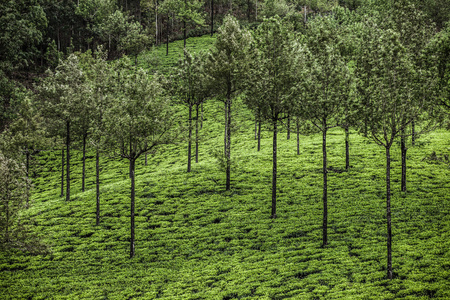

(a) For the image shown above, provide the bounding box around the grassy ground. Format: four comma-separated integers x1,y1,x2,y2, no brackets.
1,36,450,299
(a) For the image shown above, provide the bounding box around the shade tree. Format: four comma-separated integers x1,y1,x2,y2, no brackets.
104,63,176,258
171,50,211,172
0,96,51,207
204,15,252,191
37,54,91,202
244,16,299,218
78,48,113,226
385,0,438,192
298,15,353,247
353,20,423,279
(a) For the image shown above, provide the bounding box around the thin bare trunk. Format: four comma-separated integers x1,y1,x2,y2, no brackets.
188,103,192,172
304,6,307,23
196,104,199,163
211,0,214,36
322,121,328,247
61,146,64,197
257,116,261,152
254,112,257,140
386,146,393,279
271,119,277,219
296,117,300,155
226,96,231,191
224,102,228,157
287,114,291,140
96,150,100,226
183,0,187,49
345,126,350,171
5,192,9,243
130,158,136,258
66,121,70,202
155,1,158,45
26,151,30,208
201,102,204,129
166,14,169,56
401,129,407,192
82,133,87,192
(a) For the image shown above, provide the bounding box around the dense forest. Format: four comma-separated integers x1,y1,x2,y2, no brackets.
1,0,450,298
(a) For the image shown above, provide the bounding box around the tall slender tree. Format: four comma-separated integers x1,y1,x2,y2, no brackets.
354,20,420,280
37,54,90,202
205,15,251,191
244,17,299,218
79,49,113,226
172,50,211,172
105,63,176,258
386,0,437,192
300,15,353,247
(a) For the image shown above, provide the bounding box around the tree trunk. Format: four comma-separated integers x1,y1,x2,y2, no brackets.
255,0,258,20
254,112,257,140
82,133,87,192
345,125,350,171
411,120,415,146
296,117,300,155
287,114,290,140
130,158,136,258
5,192,9,243
201,102,204,129
96,149,100,226
304,6,307,23
247,0,251,21
224,102,228,157
322,121,328,247
26,151,30,208
196,103,199,163
271,119,277,219
183,0,187,49
257,117,261,152
145,153,148,166
155,1,158,45
386,146,393,279
211,0,214,36
66,121,70,202
226,96,231,191
166,14,169,56
188,103,192,172
61,146,64,197
401,129,407,192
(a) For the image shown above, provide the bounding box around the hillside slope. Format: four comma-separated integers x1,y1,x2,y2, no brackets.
1,35,450,300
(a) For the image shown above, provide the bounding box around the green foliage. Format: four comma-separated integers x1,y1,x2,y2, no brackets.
300,14,353,129
206,15,252,100
119,22,153,61
0,96,50,158
261,0,294,18
245,16,297,121
104,65,176,159
0,0,47,73
0,75,26,133
0,153,40,252
0,97,449,298
427,23,450,115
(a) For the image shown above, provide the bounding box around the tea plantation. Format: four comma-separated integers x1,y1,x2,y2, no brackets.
1,36,449,299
